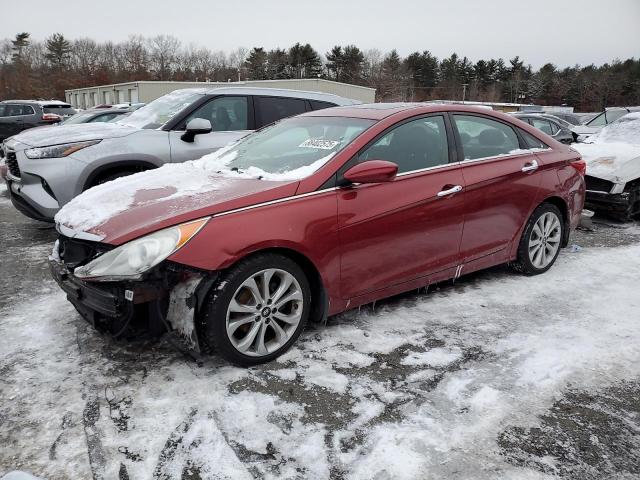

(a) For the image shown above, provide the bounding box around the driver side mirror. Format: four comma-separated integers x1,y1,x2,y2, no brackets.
343,160,398,185
181,118,212,143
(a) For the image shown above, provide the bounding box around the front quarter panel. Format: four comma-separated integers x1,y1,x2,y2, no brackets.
167,189,342,312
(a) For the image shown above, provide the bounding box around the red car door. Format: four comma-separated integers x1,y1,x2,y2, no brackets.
451,113,543,265
337,115,465,299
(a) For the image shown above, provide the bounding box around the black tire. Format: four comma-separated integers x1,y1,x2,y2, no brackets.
201,253,312,367
90,170,136,188
511,203,564,275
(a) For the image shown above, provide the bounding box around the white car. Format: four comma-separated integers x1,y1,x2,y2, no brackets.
571,107,640,140
572,112,640,220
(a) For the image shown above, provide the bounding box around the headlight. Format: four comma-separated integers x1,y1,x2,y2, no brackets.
74,218,209,281
25,140,101,159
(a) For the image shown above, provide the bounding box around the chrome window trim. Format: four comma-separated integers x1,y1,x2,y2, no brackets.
213,187,339,218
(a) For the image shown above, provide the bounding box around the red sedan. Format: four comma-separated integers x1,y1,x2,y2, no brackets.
51,104,586,365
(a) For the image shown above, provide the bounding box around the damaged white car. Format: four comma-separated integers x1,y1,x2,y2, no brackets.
573,112,640,221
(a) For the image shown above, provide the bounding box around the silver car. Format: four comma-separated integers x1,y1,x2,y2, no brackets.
4,87,359,221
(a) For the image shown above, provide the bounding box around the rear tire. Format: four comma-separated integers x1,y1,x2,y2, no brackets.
201,253,311,366
511,203,564,275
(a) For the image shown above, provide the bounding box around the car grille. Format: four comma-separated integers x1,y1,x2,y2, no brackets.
585,175,613,193
6,149,20,178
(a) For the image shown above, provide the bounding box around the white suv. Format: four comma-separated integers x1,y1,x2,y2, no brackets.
4,87,359,221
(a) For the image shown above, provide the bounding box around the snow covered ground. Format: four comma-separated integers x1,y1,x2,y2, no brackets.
1,192,639,479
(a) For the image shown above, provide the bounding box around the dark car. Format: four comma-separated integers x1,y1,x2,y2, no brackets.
0,100,76,140
51,104,586,365
512,113,574,144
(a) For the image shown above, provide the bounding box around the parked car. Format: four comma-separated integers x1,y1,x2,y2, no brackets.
543,111,583,126
4,87,359,222
60,108,133,125
51,103,586,365
511,113,574,144
571,106,640,140
572,112,640,221
0,100,76,141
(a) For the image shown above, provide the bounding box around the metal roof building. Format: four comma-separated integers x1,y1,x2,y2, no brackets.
65,79,376,108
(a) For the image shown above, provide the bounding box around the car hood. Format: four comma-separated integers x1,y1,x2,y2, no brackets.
10,122,139,148
54,161,300,245
572,141,640,183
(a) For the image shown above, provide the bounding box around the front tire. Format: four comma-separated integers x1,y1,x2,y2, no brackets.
201,253,311,366
511,203,564,275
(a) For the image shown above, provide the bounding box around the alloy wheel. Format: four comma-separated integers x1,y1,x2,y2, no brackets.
225,268,304,357
528,211,562,269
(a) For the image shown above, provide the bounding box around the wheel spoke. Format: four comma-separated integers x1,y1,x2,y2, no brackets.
261,269,275,302
227,315,256,337
532,223,543,239
274,289,303,309
270,320,288,345
235,322,261,353
243,277,263,304
255,322,268,355
273,310,302,325
229,299,255,314
271,275,293,304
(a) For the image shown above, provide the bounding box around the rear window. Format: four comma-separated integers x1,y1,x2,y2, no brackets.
255,96,307,127
520,129,549,149
310,100,337,111
43,105,76,116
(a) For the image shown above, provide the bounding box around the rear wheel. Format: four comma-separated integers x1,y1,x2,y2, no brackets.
201,253,311,366
511,203,564,275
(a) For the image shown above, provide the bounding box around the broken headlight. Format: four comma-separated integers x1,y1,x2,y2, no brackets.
74,218,209,282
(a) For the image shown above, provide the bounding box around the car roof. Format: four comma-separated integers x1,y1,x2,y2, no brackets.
1,99,72,107
169,87,360,106
301,102,506,120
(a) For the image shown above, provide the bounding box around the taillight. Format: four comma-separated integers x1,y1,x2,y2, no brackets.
42,113,61,122
570,158,586,176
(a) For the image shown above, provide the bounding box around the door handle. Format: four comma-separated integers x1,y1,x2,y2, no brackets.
437,185,463,197
521,159,538,172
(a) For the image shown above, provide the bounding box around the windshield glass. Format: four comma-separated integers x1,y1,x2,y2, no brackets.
62,112,97,125
117,90,202,129
196,116,375,180
589,114,640,144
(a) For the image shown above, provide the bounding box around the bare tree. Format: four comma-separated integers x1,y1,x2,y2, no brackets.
148,34,181,80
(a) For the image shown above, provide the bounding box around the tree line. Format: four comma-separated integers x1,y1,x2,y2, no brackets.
1,32,639,112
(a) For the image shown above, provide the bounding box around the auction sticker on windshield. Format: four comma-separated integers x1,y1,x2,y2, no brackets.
299,138,340,149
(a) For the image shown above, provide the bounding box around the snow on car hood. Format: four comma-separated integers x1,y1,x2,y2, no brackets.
572,142,640,183
10,122,138,148
54,150,326,244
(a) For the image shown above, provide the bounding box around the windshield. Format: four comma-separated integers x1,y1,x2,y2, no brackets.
117,90,202,129
62,112,98,125
196,116,375,180
589,114,640,144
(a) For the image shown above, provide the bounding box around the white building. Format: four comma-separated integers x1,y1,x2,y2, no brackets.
65,79,376,108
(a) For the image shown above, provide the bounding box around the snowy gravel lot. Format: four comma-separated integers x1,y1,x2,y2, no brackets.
1,181,639,480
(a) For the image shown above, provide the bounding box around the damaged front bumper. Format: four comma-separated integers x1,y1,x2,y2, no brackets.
50,257,217,350
585,190,639,221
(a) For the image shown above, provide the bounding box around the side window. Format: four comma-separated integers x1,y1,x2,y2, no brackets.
548,121,560,135
184,96,248,132
4,104,22,116
0,105,6,117
519,129,548,149
23,105,35,115
530,118,553,135
310,100,337,111
255,96,307,127
453,115,520,160
360,116,449,173
90,113,119,123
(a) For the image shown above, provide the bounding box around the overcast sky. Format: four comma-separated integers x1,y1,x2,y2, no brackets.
4,0,639,68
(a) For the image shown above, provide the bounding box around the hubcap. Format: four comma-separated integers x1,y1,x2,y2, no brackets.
528,212,561,269
226,268,303,357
